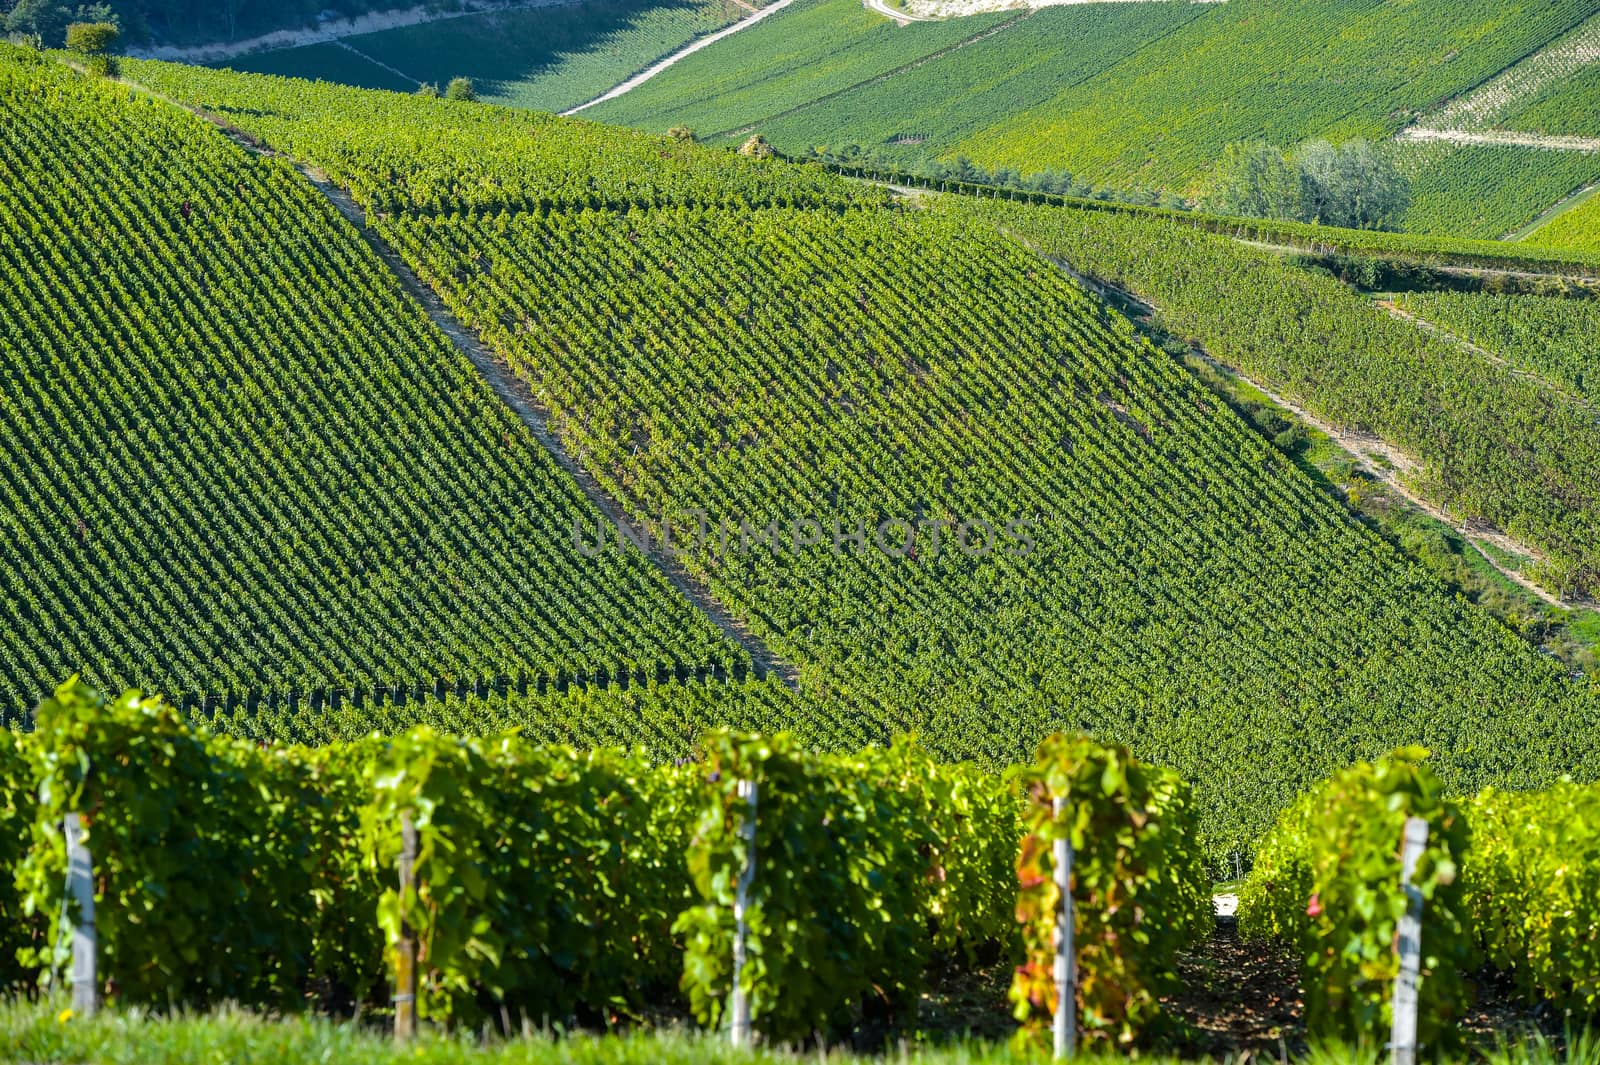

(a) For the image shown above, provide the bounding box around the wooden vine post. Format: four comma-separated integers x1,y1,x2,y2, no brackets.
64,813,96,1017
1390,816,1428,1065
1052,795,1075,1060
729,778,759,1048
394,811,419,1042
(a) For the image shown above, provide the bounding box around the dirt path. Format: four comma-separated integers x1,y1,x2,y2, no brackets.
130,0,576,62
332,39,420,86
105,65,800,688
863,0,937,25
562,0,800,115
1397,127,1600,152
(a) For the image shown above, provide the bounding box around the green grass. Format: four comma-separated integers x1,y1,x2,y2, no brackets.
1,1002,1596,1065
228,0,752,114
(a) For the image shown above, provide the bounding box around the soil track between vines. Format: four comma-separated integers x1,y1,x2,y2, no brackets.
105,65,801,690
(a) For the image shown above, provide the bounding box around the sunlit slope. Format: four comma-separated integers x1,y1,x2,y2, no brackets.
72,60,1600,853
0,47,740,716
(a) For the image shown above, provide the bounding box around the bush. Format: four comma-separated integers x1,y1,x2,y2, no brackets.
14,678,381,1009
1239,748,1471,1049
64,19,115,54
1009,733,1212,1050
675,733,1018,1043
1464,781,1600,1013
444,77,475,102
364,728,697,1025
0,731,41,994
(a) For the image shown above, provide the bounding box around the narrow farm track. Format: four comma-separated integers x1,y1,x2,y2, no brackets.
716,10,1031,139
107,67,802,689
1373,297,1594,411
1035,250,1578,609
863,0,936,25
1397,127,1600,152
332,39,421,87
561,0,803,115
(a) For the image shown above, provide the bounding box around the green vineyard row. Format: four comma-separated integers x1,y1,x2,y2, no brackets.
0,46,741,710
0,681,1210,1047
971,198,1600,597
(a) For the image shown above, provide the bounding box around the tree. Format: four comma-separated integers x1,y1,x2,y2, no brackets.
1296,139,1410,231
65,18,116,51
1202,141,1305,222
5,0,68,43
444,77,475,102
415,82,439,97
667,126,696,143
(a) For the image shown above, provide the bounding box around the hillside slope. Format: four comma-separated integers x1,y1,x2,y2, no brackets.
0,46,744,718
583,0,1599,236
229,0,762,113
124,61,1600,855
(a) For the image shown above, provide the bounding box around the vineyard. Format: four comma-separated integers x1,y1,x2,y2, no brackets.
0,680,1213,1047
949,0,1596,193
0,45,745,715
580,0,1200,154
972,198,1600,598
231,0,762,114
39,56,1597,863
1531,193,1600,254
2,682,1596,1054
1393,140,1600,239
1392,290,1600,406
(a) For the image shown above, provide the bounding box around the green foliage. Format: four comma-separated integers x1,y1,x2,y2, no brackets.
15,677,381,1008
956,0,1597,195
0,730,41,992
234,0,751,115
1392,140,1600,240
0,49,740,716
364,728,696,1024
1201,141,1307,223
64,19,115,53
1205,140,1409,231
1531,193,1600,255
1464,781,1600,1014
126,57,886,213
1393,290,1600,405
443,76,474,102
1238,749,1472,1048
976,198,1600,598
676,733,1017,1042
3,0,68,43
1009,734,1210,1050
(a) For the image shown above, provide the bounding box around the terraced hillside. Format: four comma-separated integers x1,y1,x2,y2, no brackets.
584,0,1600,237
121,60,1600,855
229,0,764,113
0,46,746,717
